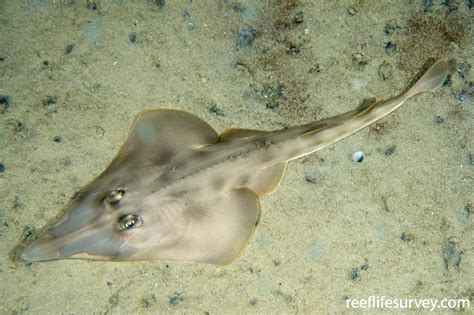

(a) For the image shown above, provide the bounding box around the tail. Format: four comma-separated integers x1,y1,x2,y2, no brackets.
403,59,448,99
292,59,449,159
354,59,449,121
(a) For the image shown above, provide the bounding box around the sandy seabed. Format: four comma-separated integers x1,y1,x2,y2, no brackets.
0,1,472,313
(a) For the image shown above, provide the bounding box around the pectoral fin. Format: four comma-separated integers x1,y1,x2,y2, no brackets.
131,188,260,265
108,109,219,171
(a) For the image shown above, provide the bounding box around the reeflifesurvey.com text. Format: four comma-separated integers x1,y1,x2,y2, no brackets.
346,296,470,312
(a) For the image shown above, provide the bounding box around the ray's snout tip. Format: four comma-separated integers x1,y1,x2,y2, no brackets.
21,237,61,262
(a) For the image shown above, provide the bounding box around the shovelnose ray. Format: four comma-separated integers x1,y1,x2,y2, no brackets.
22,60,448,265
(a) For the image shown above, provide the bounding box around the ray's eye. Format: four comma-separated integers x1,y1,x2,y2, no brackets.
106,188,126,204
118,214,143,230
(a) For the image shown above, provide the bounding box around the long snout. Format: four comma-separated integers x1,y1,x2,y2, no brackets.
21,220,126,262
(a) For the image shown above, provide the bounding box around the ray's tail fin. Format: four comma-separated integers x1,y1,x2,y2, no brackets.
403,59,449,100
291,59,450,160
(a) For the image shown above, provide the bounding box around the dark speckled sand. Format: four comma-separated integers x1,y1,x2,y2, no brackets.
0,1,472,313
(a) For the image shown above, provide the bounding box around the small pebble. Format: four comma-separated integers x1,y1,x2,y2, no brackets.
455,82,474,102
305,171,322,184
44,96,56,105
233,3,245,13
65,43,75,54
400,232,413,242
90,83,102,92
0,162,5,173
266,103,279,110
422,0,433,11
358,61,368,71
349,267,360,280
443,76,452,87
435,115,445,124
352,53,368,71
87,2,98,10
142,294,157,308
384,145,396,156
383,22,401,35
13,121,28,136
293,10,304,24
458,62,471,78
308,64,321,74
352,151,365,163
443,238,462,270
442,0,459,11
152,0,165,8
261,84,283,110
129,32,137,44
209,104,225,117
347,6,357,16
53,136,62,143
23,226,34,238
14,196,22,209
0,95,10,113
290,46,302,55
455,90,470,102
384,41,397,54
181,10,191,20
109,294,119,306
96,125,105,137
378,62,392,80
457,205,471,224
169,292,183,305
237,27,255,50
